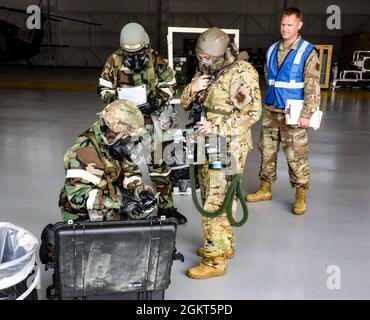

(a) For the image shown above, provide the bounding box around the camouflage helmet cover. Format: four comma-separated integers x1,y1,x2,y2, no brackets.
196,27,230,57
120,22,150,52
101,99,144,135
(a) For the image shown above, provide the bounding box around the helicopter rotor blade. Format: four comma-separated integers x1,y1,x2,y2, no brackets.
45,16,62,22
46,14,102,26
0,6,101,26
0,6,28,15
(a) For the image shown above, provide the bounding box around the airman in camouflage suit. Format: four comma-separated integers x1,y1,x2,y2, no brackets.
97,22,186,224
246,8,321,215
181,27,261,279
59,100,157,222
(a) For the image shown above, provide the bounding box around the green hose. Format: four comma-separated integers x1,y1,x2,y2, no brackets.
189,164,248,227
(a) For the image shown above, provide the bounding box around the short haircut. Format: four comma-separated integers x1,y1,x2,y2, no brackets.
283,7,303,21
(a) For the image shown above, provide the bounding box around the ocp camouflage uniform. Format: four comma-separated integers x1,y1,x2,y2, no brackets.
97,47,176,209
181,60,261,269
59,122,146,222
260,35,321,188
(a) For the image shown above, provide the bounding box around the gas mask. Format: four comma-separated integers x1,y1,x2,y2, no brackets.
108,137,137,161
100,124,138,161
197,44,237,76
198,54,215,66
197,54,225,76
123,48,149,72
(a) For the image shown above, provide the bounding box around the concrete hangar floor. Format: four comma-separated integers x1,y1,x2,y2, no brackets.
0,66,369,300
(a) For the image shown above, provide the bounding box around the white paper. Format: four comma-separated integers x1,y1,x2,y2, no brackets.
117,84,147,105
309,109,323,130
285,99,322,130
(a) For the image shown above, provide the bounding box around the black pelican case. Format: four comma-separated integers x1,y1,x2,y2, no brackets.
52,217,181,300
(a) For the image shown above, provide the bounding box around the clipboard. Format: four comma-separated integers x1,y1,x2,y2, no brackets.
285,99,323,130
117,84,147,105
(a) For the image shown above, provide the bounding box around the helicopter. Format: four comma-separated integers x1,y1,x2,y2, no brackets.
0,3,102,66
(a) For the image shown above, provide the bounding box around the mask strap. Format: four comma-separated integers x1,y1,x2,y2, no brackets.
228,42,238,57
101,125,127,147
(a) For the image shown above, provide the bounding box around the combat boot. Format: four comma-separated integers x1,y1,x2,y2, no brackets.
196,247,234,259
246,181,272,202
186,263,226,279
292,187,306,215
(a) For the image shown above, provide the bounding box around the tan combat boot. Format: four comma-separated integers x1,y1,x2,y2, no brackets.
196,247,234,259
246,181,272,202
186,263,226,279
292,187,306,215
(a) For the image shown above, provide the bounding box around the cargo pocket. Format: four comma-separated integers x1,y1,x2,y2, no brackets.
292,129,308,158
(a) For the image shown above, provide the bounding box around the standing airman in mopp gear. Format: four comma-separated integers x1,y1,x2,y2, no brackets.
97,22,187,224
181,27,262,279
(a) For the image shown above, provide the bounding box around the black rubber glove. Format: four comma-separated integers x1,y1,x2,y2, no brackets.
138,96,158,114
138,190,157,212
121,197,145,220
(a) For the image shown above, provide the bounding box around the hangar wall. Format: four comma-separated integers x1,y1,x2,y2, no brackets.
0,0,369,67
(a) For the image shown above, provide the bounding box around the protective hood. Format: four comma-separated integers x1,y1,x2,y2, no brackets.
195,27,239,75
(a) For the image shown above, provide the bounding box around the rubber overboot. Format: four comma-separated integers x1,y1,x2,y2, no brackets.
158,207,187,224
196,247,234,259
292,187,306,215
186,262,226,279
246,181,272,202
